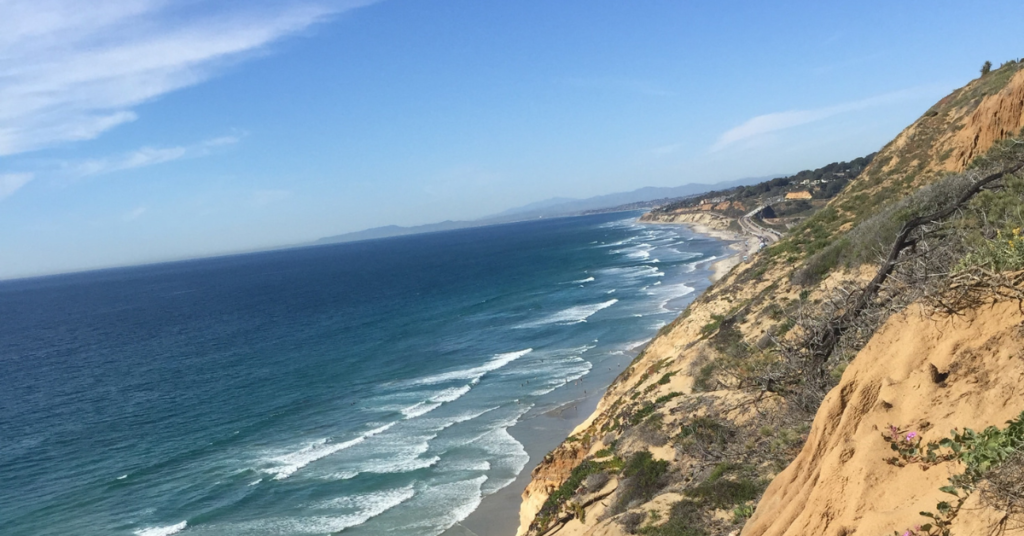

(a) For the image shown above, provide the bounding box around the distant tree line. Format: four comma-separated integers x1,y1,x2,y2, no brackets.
652,153,876,214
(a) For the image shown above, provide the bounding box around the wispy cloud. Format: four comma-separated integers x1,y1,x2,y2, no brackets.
0,0,377,156
0,173,34,201
122,206,147,222
711,87,931,151
648,142,686,156
70,135,241,177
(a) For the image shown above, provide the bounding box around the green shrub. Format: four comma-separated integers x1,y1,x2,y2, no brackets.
691,362,717,392
954,227,1024,272
630,402,657,425
676,415,734,456
654,392,682,405
535,456,623,526
700,314,725,336
637,499,707,536
611,450,670,514
886,410,1024,536
684,476,763,509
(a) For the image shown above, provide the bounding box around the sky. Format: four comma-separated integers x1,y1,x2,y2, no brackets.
2,0,1023,279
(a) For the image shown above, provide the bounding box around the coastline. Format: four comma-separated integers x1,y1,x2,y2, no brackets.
447,217,739,536
643,218,762,283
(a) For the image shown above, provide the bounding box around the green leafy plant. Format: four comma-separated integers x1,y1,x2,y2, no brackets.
886,411,1024,536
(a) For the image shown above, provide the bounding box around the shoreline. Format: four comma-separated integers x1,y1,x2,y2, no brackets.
448,217,738,536
643,218,762,282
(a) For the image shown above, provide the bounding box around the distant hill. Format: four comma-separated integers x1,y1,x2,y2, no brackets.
317,175,776,245
493,176,776,220
315,221,478,244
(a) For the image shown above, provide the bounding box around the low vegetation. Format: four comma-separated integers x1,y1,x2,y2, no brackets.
525,62,1024,536
885,411,1024,536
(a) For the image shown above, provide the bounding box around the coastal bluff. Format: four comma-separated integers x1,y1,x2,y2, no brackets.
512,60,1024,536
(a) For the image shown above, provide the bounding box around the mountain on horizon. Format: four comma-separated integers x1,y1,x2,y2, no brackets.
316,175,777,245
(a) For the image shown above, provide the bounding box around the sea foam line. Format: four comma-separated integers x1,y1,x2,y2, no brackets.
411,349,532,386
400,384,472,419
266,422,396,480
135,521,187,536
517,299,618,328
228,486,416,535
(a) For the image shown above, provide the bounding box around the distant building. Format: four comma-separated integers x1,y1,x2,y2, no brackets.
785,191,813,200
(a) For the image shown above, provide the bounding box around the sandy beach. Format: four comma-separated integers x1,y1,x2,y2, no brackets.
644,218,762,282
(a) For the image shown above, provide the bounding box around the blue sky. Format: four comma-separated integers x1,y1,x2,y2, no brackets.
2,0,1022,278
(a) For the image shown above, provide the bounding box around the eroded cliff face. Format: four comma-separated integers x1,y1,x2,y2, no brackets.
638,211,735,231
513,62,1024,536
946,69,1024,171
743,298,1024,536
862,65,1024,199
517,441,590,536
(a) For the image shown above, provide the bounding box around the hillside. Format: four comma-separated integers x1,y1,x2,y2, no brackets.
513,60,1024,536
645,154,875,229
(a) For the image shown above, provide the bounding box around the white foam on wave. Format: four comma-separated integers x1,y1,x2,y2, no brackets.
401,383,474,419
612,242,653,259
319,485,417,512
530,358,593,396
474,426,531,495
224,486,416,535
266,422,396,480
135,521,186,536
600,265,663,281
597,218,638,229
445,458,492,472
429,406,499,431
376,454,440,474
572,276,595,284
518,299,618,328
433,385,472,403
401,401,442,419
657,283,696,312
411,349,532,386
403,476,488,534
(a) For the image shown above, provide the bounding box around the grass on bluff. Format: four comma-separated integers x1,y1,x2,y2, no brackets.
610,450,670,516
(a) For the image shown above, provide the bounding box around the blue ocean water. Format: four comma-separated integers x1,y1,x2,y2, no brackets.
0,212,727,536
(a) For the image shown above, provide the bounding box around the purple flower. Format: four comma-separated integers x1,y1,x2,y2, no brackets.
905,432,918,441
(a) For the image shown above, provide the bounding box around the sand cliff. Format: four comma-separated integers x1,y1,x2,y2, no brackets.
513,61,1024,536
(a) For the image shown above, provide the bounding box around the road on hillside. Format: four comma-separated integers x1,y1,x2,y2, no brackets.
737,213,781,246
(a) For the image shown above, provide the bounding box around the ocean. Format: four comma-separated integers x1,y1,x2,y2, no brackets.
0,212,728,536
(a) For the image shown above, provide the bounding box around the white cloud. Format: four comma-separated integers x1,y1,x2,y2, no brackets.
649,142,686,156
0,173,34,201
711,87,932,151
0,0,378,156
122,206,147,221
71,135,241,177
